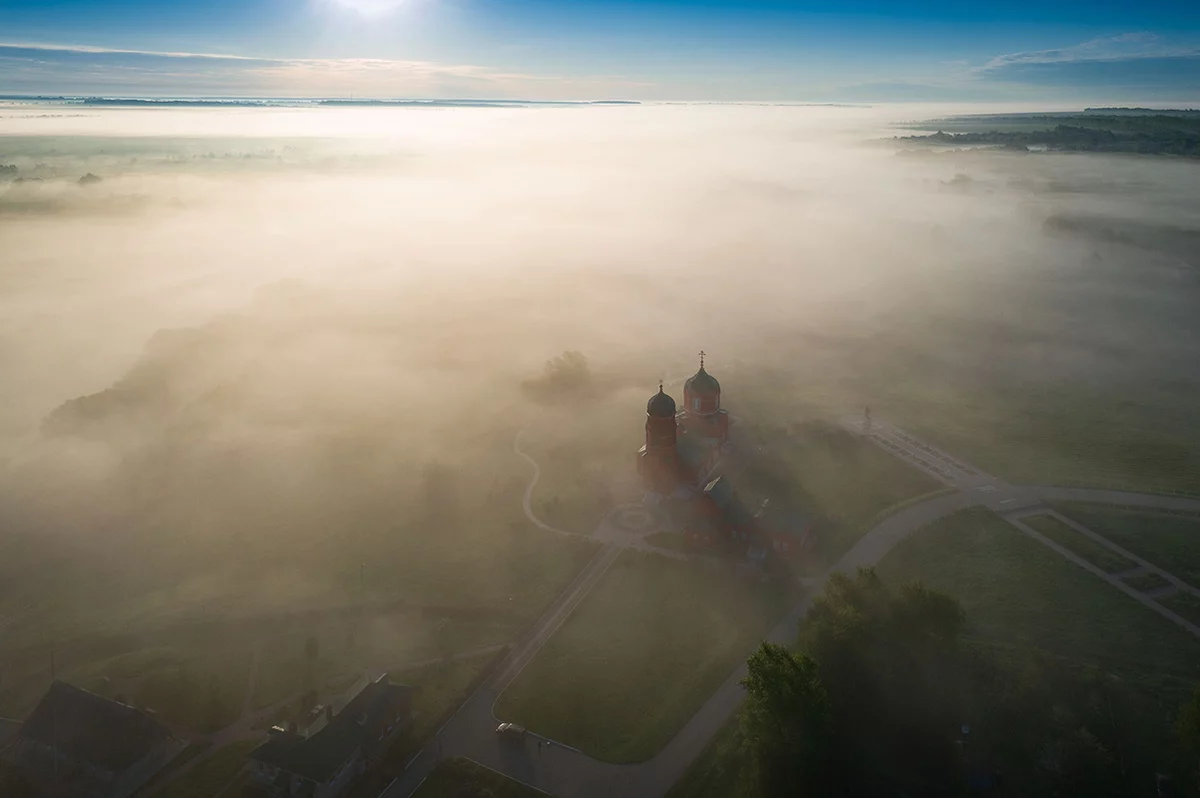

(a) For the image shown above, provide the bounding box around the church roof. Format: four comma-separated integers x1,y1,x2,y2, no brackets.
702,477,755,527
647,387,676,418
677,434,718,470
702,476,734,508
685,366,720,396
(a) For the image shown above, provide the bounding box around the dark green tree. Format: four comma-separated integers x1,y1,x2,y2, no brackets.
737,568,1158,798
740,642,832,797
1180,687,1200,792
800,568,968,796
521,350,592,402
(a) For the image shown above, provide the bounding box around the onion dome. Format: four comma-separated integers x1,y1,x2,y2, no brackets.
647,386,677,418
685,365,720,396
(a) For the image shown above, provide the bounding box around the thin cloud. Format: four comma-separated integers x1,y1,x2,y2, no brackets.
0,42,649,99
0,41,264,61
965,33,1200,98
977,33,1200,74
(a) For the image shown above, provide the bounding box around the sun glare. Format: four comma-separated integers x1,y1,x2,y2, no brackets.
327,0,411,17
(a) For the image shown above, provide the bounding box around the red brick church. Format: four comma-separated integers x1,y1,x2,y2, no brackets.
637,354,814,560
636,352,731,495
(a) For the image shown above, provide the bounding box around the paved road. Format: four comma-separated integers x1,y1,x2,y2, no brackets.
384,543,624,797
382,419,1200,798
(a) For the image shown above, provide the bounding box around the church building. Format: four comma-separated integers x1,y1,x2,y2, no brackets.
637,354,814,560
636,353,731,496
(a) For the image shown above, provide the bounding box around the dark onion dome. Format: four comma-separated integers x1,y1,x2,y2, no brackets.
685,365,720,396
647,387,677,418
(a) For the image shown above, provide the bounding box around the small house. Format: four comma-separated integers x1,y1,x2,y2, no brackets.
1,680,185,798
248,674,413,798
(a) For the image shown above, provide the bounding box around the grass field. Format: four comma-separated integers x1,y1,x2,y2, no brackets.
156,741,260,798
0,418,599,731
521,395,646,535
644,531,689,552
395,650,504,741
494,550,786,763
1019,513,1136,573
1052,504,1200,586
877,508,1200,708
0,645,254,735
738,421,941,568
413,758,544,798
250,614,513,711
130,651,251,732
1124,571,1173,593
1161,592,1200,626
875,508,1200,795
0,515,595,732
873,359,1200,497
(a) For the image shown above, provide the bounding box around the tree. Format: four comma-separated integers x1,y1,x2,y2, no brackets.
890,582,966,649
740,642,832,797
543,350,590,388
738,569,1156,798
798,568,969,796
1180,687,1200,791
1040,706,1119,798
521,350,592,402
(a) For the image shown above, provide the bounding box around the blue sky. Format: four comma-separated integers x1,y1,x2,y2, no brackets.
1,0,1198,101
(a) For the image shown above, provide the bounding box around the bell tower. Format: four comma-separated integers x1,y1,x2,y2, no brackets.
638,383,680,492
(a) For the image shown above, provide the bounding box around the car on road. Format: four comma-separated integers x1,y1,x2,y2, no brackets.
496,722,527,740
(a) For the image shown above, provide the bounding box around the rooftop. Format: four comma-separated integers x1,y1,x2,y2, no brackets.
14,681,176,774
250,675,412,784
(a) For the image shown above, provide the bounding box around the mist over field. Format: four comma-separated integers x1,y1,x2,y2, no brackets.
2,101,1200,724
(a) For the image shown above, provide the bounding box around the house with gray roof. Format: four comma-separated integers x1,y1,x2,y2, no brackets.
0,680,185,798
248,673,413,798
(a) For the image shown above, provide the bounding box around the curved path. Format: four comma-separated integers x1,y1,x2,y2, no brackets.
385,424,1200,798
514,425,576,537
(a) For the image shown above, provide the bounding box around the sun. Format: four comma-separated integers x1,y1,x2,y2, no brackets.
327,0,412,17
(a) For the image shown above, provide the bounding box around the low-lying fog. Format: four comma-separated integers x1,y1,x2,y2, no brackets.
2,102,1198,700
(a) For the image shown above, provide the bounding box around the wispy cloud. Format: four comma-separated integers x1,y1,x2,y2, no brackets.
0,41,264,61
977,33,1200,75
0,42,649,99
969,33,1200,98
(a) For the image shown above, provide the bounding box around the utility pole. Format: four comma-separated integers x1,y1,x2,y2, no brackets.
51,643,58,783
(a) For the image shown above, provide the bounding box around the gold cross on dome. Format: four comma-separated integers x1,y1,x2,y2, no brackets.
699,350,706,368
